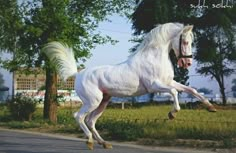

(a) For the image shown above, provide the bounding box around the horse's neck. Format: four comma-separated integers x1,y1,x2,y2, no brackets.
130,43,171,65
124,24,181,82
127,42,173,79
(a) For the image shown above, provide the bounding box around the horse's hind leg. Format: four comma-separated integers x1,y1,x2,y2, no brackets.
86,94,112,149
74,92,103,150
74,105,96,150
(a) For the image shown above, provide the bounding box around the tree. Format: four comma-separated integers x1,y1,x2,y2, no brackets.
132,0,196,34
193,7,236,105
232,79,236,98
0,0,133,123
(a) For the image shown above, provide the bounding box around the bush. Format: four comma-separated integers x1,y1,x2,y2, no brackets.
8,95,38,121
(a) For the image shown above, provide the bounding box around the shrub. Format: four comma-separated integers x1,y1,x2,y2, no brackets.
8,95,38,121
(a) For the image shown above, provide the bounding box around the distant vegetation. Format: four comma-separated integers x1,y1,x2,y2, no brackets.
7,95,38,121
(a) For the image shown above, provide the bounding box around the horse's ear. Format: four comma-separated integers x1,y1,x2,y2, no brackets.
183,25,194,33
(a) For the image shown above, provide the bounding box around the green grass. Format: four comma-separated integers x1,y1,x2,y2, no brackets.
1,103,236,148
98,105,236,140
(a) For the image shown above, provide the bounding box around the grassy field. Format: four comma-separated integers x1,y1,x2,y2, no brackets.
1,103,236,148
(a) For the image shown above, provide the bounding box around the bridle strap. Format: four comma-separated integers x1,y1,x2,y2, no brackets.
178,34,193,59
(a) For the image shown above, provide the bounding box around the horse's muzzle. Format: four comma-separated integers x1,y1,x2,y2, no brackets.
177,58,192,69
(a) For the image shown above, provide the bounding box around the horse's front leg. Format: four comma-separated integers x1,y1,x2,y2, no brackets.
170,80,217,112
149,81,180,120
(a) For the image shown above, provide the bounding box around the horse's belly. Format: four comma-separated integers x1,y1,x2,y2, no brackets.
100,77,147,97
105,86,147,97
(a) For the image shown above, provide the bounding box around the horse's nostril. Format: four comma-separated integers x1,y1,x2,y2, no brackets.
187,63,191,66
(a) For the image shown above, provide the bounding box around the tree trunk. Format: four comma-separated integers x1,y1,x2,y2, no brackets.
43,67,58,123
219,74,227,105
220,87,227,105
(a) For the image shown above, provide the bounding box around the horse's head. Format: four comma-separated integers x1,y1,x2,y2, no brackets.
172,25,194,69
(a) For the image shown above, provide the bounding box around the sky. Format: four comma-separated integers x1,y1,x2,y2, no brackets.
0,15,234,95
84,15,133,68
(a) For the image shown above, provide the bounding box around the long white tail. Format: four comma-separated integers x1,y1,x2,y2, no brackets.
42,41,77,81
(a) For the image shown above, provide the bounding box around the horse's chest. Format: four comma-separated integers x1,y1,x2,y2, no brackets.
149,62,174,84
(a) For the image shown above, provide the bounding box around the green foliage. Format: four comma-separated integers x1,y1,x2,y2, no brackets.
193,5,236,105
8,95,38,121
195,27,235,105
132,0,195,35
195,27,236,75
0,0,133,70
0,103,11,122
0,0,21,53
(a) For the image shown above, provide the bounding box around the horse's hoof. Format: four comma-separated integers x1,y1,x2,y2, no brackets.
86,141,94,150
168,112,176,120
207,105,217,112
103,142,113,149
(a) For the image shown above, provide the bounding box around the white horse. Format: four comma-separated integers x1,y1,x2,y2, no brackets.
43,22,216,150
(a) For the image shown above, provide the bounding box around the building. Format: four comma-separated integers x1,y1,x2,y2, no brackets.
14,68,81,102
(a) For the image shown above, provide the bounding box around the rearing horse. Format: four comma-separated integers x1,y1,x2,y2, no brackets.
43,22,216,150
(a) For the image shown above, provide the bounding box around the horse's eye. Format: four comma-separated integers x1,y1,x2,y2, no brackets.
183,41,189,45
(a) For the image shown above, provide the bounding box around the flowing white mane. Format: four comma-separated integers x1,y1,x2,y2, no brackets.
131,23,184,56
